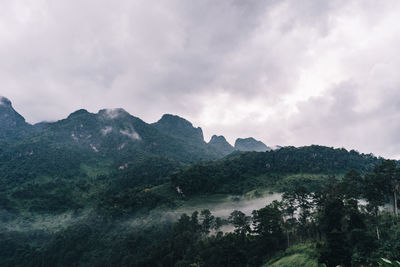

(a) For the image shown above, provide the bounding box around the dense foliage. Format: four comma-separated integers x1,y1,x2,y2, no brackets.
1,155,399,266
171,145,381,195
0,100,399,266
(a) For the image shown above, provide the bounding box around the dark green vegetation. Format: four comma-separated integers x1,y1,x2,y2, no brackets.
234,137,271,152
136,161,399,267
0,97,399,266
208,135,235,155
171,145,380,195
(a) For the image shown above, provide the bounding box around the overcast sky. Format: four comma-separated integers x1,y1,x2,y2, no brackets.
1,0,400,158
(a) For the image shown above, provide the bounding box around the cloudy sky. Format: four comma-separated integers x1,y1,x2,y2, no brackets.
1,0,400,158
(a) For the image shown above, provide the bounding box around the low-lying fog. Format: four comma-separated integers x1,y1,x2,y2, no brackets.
174,192,283,218
0,193,283,233
1,192,393,235
127,192,283,229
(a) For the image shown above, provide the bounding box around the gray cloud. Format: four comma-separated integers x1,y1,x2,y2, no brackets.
1,0,400,158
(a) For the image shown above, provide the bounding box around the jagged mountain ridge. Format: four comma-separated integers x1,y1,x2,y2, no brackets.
0,97,266,185
0,109,209,180
0,97,273,215
0,97,271,158
0,97,278,186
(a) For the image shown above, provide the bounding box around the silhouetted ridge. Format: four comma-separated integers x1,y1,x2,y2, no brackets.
67,109,90,119
234,137,270,152
0,96,31,141
209,135,234,156
0,96,12,107
153,114,204,143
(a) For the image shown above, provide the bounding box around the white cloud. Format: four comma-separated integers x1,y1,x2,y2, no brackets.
120,126,141,141
102,109,125,120
101,126,112,135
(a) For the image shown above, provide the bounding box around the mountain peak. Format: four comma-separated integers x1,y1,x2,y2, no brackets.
158,114,191,124
98,108,130,119
0,96,24,121
209,135,234,156
0,97,30,141
0,96,12,107
234,137,270,152
209,135,230,145
67,109,90,119
153,114,204,143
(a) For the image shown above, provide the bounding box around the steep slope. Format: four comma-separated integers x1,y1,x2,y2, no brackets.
40,108,150,159
235,137,270,152
0,108,223,185
0,97,32,142
152,114,204,144
0,107,212,214
152,114,226,158
208,135,234,156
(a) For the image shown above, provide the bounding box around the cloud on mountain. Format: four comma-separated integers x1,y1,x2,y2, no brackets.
1,0,400,157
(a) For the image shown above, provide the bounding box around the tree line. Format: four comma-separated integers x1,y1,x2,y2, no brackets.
159,160,399,266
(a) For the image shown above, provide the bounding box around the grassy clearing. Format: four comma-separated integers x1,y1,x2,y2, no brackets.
264,243,321,267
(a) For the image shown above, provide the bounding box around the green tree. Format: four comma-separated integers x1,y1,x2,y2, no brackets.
318,196,351,267
372,160,399,216
200,209,214,235
229,210,251,237
252,201,285,258
341,169,363,199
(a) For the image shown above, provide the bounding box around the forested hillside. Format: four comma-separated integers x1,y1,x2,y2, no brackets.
171,145,381,195
0,98,399,267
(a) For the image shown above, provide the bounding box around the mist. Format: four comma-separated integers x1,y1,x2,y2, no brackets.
123,192,283,232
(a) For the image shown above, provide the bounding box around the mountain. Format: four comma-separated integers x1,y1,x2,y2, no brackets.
41,107,151,157
0,103,219,216
0,97,32,142
0,100,234,196
152,114,232,158
0,97,395,267
0,98,237,165
152,114,204,144
208,135,234,156
234,137,270,152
